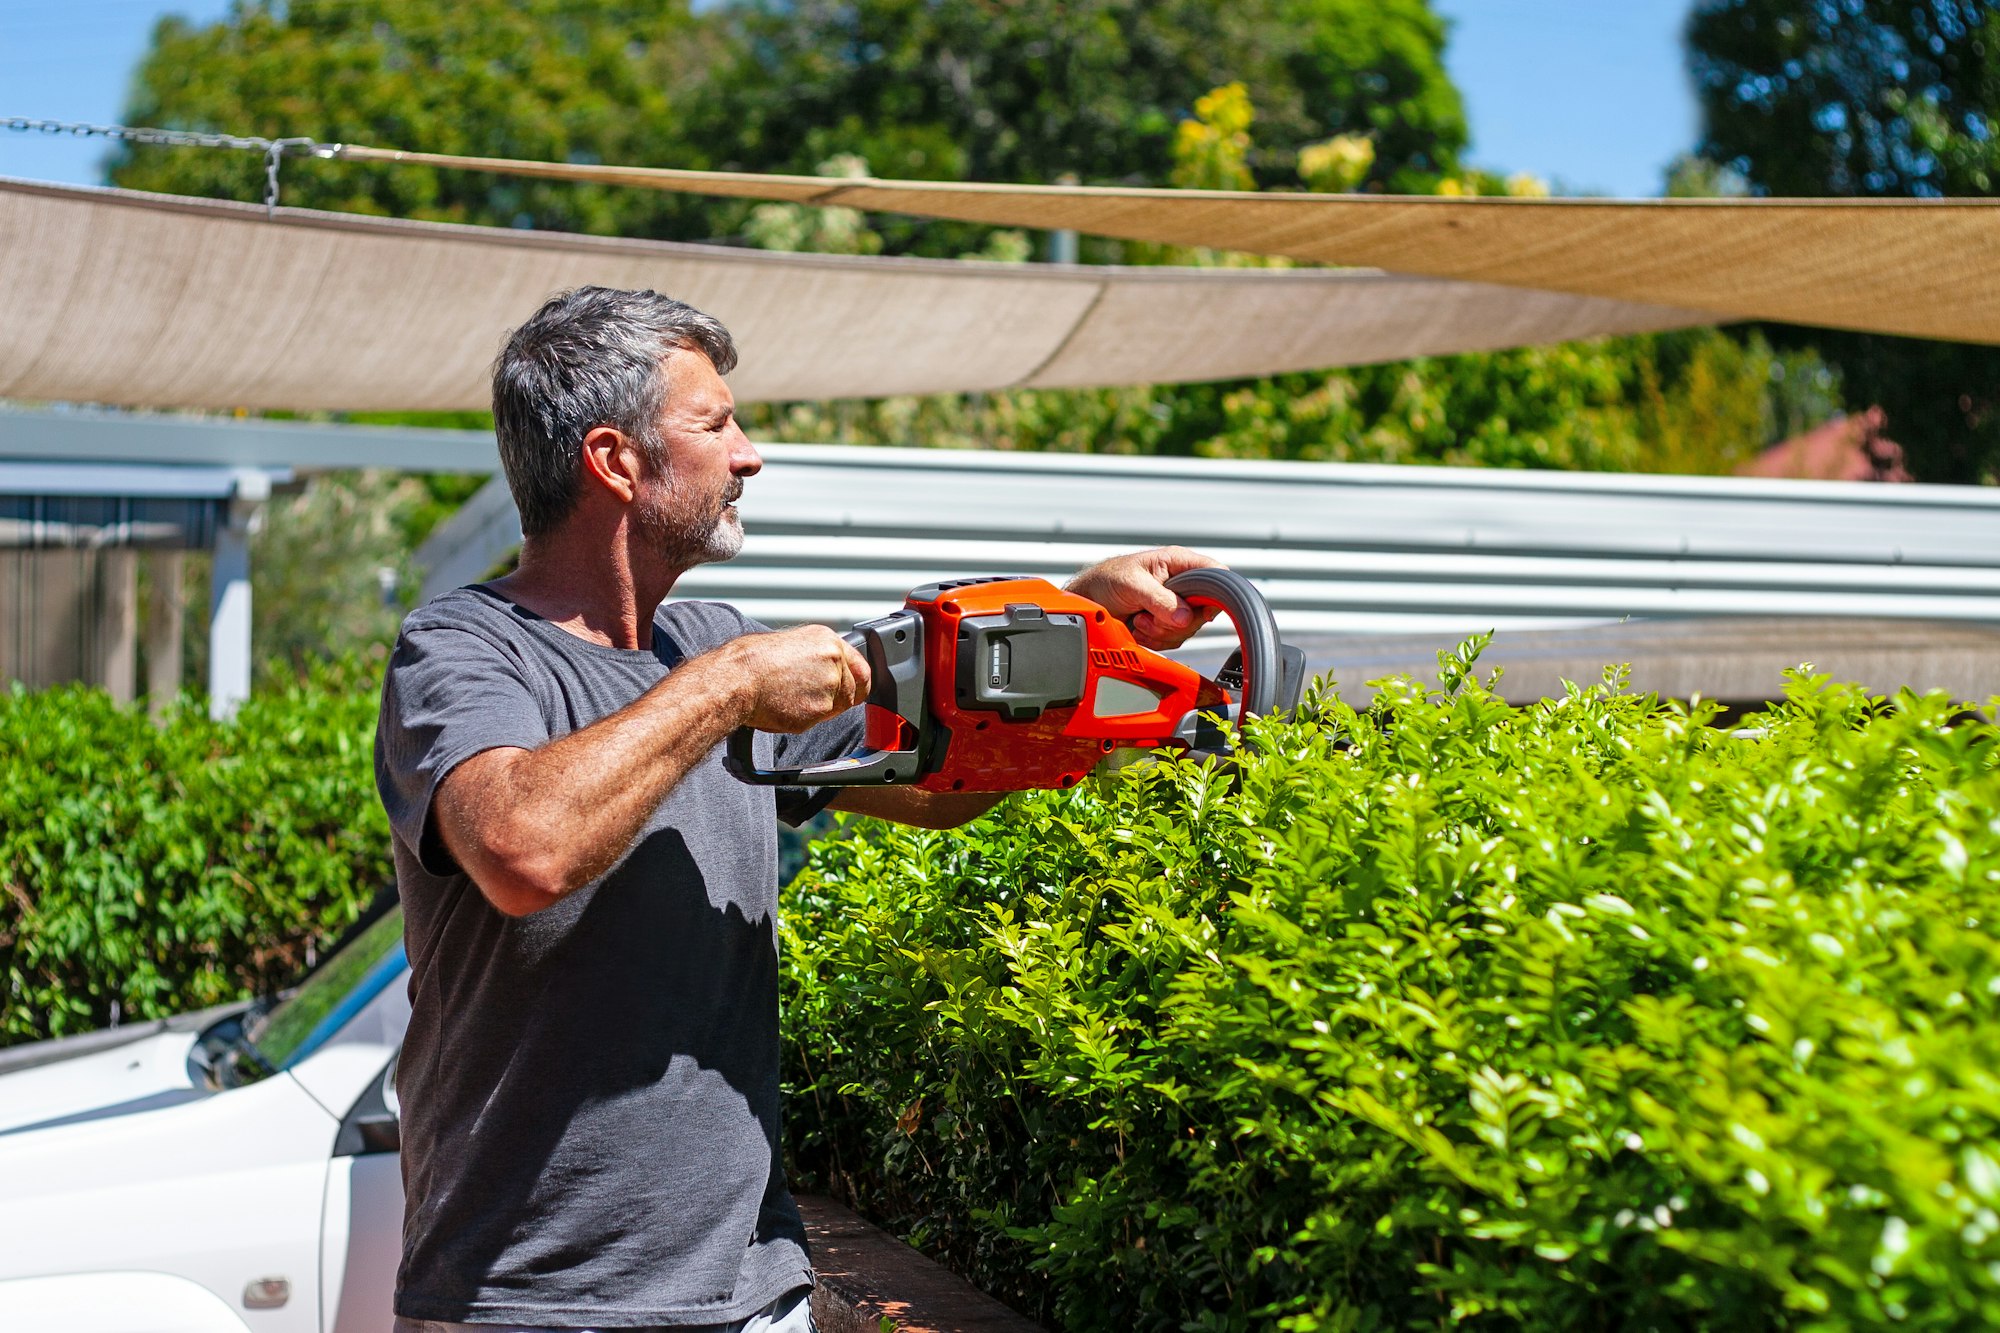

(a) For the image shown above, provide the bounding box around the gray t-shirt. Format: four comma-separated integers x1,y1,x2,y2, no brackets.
373,585,863,1327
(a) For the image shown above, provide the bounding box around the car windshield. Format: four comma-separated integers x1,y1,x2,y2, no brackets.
214,906,406,1088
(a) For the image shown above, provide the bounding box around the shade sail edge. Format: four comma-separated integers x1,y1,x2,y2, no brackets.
329,145,2000,345
0,177,1723,414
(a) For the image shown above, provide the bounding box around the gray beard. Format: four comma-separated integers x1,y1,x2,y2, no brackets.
641,479,744,569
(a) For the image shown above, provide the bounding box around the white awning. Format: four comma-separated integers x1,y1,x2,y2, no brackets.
0,177,1716,414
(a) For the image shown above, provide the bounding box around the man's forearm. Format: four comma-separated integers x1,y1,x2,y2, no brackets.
437,650,750,915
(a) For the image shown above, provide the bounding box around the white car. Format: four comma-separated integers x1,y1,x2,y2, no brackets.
0,901,412,1332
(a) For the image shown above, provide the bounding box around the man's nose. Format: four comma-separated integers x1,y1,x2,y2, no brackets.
729,423,762,477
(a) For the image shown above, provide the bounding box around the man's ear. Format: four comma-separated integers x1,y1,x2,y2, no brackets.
580,425,644,504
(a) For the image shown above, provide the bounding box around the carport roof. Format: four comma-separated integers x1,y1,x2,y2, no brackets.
0,459,290,549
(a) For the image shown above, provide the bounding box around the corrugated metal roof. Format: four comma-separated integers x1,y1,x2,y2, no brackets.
668,444,2000,637
5,410,1991,640
0,461,290,550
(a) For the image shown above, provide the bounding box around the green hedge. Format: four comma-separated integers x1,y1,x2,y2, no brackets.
11,645,2000,1328
780,649,2000,1331
0,656,827,1044
0,657,389,1044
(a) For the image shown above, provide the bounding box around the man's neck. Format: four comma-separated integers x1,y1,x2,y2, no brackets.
488,530,683,652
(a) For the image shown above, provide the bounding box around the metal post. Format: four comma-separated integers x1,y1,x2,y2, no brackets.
97,547,138,705
147,549,184,718
1047,172,1079,264
208,471,269,720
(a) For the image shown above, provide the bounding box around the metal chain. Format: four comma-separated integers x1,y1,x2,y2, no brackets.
2,116,334,219
262,137,319,218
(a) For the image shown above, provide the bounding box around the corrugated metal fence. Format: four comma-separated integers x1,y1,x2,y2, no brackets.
634,446,2000,636
13,408,1989,642
14,409,1997,643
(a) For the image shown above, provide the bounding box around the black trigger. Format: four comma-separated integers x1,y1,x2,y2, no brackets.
1215,648,1246,694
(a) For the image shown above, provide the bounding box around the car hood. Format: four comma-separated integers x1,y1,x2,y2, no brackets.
0,1047,362,1291
0,1028,210,1136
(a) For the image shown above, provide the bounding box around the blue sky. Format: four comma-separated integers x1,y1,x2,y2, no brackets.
1434,0,1702,196
1,0,1701,198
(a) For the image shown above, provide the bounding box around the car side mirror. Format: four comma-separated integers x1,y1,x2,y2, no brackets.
335,1053,401,1157
354,1111,400,1154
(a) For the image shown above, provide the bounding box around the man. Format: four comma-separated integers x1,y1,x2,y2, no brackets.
376,286,1219,1331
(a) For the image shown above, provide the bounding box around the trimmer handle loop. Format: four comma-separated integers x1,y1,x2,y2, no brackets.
722,612,928,787
1164,567,1284,725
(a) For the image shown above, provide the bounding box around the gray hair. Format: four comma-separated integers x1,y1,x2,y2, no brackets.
491,287,739,538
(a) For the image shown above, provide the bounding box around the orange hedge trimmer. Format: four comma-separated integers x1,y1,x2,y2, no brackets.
726,568,1303,793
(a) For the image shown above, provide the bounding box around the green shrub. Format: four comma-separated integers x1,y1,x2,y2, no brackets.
780,648,2000,1330
0,657,389,1044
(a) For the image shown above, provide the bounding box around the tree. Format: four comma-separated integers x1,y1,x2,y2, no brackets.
1688,0,2000,481
706,0,1465,202
111,0,720,237
111,0,1466,257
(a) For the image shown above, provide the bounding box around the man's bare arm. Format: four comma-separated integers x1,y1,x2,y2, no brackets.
1067,545,1223,648
434,626,867,918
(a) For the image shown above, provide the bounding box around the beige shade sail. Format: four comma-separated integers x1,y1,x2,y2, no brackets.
0,178,1717,414
332,144,2000,345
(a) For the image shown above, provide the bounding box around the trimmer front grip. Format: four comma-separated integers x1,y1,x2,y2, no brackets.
1163,567,1287,722
721,612,930,787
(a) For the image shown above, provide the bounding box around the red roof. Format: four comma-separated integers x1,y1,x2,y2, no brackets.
1736,406,1912,482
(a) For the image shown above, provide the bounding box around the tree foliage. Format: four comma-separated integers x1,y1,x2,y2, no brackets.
111,0,1465,251
707,0,1465,197
1688,0,2000,482
748,328,1827,475
112,0,717,236
249,469,467,683
1691,0,1998,198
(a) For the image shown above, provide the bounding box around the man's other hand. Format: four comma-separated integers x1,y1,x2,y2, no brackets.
725,625,872,732
1067,546,1224,650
